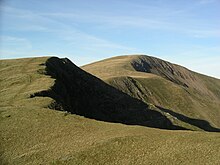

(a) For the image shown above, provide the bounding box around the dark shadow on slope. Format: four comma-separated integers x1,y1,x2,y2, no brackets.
31,57,185,130
156,106,220,132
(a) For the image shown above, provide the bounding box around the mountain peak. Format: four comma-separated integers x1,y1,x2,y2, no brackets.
83,55,198,88
83,55,220,130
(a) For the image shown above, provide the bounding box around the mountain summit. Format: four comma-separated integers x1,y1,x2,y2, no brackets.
83,55,220,131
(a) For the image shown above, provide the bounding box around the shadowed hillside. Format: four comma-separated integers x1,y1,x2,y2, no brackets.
32,57,178,129
82,55,220,131
36,57,219,131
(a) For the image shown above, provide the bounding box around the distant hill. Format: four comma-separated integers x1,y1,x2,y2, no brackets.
82,55,220,131
1,56,220,165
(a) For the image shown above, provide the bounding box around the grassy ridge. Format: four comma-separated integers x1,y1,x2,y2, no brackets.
1,57,220,164
0,57,54,108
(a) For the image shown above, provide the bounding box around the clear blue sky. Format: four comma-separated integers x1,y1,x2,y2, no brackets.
1,0,220,78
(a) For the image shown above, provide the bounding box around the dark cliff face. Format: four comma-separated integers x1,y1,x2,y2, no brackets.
131,55,197,88
32,57,181,130
130,55,220,98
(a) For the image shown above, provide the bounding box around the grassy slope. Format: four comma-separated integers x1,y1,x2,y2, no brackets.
1,106,220,165
1,57,220,164
82,55,220,129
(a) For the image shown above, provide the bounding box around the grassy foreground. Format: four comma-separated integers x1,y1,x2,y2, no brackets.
0,57,220,164
1,106,220,164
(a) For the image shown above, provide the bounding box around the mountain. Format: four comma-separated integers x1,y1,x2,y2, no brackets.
1,56,220,164
82,55,220,131
27,57,180,129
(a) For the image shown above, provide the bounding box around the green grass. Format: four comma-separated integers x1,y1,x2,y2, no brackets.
1,106,220,164
1,57,220,164
0,57,54,107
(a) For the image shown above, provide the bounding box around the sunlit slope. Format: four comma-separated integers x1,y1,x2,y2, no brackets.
0,57,54,108
82,55,220,129
1,106,220,165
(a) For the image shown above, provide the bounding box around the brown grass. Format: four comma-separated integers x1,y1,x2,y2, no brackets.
1,56,220,165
